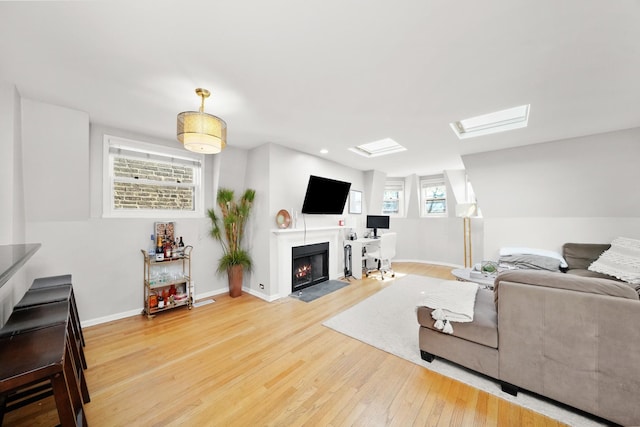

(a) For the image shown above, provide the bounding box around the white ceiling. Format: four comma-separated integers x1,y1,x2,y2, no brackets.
1,1,639,177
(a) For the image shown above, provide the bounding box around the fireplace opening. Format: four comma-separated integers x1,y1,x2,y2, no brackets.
292,242,329,293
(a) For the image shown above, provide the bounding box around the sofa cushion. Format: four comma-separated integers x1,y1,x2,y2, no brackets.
498,253,562,271
589,237,640,288
494,269,639,302
562,243,610,270
499,247,567,270
417,288,497,348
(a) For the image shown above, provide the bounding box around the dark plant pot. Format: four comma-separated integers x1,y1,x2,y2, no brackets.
227,264,243,298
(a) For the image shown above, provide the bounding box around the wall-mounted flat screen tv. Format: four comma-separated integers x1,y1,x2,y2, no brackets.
301,175,351,214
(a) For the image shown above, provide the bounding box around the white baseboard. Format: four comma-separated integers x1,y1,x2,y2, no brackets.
244,287,281,302
393,258,463,269
81,308,142,328
82,288,230,328
195,287,228,301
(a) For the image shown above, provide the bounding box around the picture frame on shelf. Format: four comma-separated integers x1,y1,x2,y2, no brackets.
349,190,362,214
155,222,175,243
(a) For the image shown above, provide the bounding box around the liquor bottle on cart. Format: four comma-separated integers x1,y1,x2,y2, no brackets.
156,234,163,255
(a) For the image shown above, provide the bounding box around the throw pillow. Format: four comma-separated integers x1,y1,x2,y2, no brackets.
499,247,568,269
498,253,562,271
589,237,640,287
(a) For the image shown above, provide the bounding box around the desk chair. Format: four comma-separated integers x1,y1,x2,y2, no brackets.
364,232,396,280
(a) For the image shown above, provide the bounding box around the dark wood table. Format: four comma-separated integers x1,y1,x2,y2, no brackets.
0,243,41,289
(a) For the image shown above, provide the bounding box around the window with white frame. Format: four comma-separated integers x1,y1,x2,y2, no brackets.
103,135,204,218
382,179,404,217
420,175,447,217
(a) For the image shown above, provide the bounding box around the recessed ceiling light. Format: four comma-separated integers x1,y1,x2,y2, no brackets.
320,148,329,154
349,138,407,158
450,104,530,139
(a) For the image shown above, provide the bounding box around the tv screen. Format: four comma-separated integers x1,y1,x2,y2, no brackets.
366,215,390,229
366,215,390,237
301,175,351,214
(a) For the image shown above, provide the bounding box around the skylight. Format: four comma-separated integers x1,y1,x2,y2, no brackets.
450,104,530,139
349,138,407,158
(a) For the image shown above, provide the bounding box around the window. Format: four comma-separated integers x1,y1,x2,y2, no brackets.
450,104,530,139
349,138,407,158
420,176,447,217
103,135,204,218
382,179,404,217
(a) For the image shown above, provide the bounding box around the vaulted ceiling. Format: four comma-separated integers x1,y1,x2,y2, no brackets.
1,1,639,177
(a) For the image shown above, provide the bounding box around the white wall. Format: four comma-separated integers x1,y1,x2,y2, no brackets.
484,217,640,260
248,143,367,298
264,144,366,230
9,96,478,324
364,170,386,215
22,102,238,326
19,98,406,321
250,143,479,293
463,127,640,259
386,170,482,268
445,169,469,205
12,88,25,246
391,214,483,267
22,99,90,222
0,82,28,325
0,83,20,242
18,97,640,324
243,143,270,296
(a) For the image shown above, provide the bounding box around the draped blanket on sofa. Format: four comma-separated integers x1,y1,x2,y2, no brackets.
418,280,479,334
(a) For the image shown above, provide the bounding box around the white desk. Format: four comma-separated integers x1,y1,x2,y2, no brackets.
343,238,380,279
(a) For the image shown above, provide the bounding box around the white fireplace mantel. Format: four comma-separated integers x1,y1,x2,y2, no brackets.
271,226,345,235
272,227,346,299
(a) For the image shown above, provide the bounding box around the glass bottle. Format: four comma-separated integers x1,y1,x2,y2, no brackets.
156,235,163,255
164,239,171,258
149,234,156,255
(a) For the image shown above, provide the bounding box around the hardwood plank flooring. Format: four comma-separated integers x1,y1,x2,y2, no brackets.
2,263,567,426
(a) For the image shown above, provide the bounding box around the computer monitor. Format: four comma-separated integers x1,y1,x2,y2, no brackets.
366,215,390,238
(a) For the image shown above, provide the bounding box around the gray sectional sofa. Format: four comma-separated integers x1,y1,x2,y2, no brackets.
417,243,640,426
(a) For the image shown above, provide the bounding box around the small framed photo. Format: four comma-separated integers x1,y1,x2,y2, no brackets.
349,190,362,214
155,222,175,243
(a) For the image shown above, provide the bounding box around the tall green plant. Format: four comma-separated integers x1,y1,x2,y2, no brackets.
208,188,256,273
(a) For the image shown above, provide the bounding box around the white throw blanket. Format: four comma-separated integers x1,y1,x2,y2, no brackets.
418,280,479,334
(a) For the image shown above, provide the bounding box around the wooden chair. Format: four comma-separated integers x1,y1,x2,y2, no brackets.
0,324,88,426
0,287,90,424
29,274,85,347
15,285,87,369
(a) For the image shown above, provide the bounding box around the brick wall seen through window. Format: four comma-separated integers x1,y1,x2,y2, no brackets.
103,135,204,218
113,158,194,210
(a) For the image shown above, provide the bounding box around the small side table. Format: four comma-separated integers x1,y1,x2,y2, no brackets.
451,268,496,290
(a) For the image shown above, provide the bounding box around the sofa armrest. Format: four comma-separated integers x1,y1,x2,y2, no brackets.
497,280,640,426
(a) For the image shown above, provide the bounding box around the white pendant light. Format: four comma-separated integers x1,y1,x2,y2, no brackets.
177,88,227,154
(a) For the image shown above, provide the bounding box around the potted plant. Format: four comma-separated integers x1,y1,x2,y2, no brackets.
208,188,256,297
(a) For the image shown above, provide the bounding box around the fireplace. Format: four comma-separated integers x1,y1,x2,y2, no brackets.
291,242,329,292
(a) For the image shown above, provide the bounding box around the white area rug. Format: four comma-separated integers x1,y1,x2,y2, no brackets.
322,274,607,427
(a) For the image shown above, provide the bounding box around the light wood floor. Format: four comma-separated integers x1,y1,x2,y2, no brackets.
4,263,568,426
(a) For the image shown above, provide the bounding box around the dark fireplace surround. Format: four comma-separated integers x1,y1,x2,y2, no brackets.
291,242,329,292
